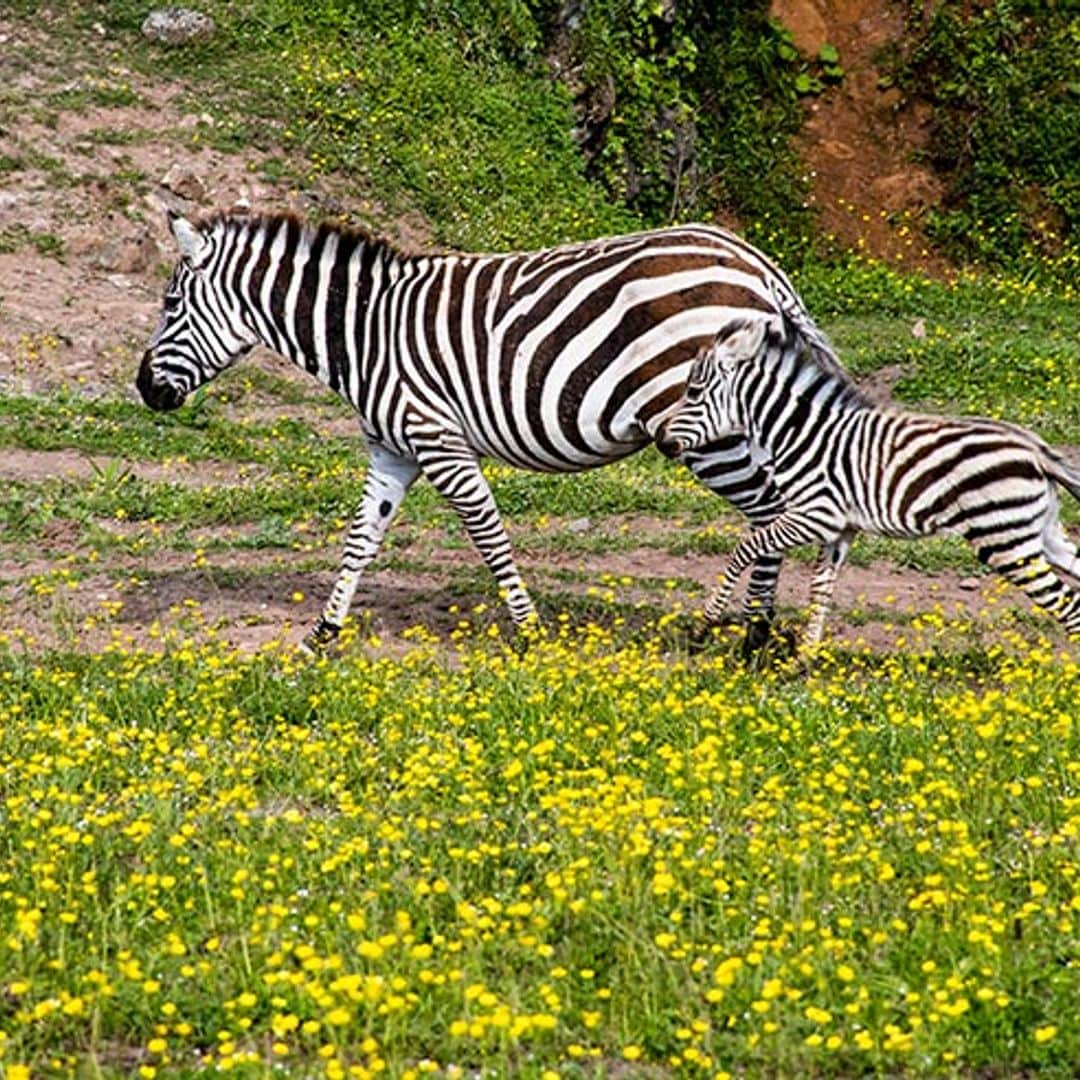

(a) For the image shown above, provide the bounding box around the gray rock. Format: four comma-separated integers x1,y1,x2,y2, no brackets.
159,163,206,203
141,8,215,46
96,232,160,275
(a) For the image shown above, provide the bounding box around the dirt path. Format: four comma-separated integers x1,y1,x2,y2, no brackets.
0,494,1039,656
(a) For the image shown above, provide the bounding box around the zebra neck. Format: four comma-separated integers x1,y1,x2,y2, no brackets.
233,216,403,405
747,361,866,456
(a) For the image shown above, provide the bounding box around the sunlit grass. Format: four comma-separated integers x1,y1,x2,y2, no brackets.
0,615,1076,1077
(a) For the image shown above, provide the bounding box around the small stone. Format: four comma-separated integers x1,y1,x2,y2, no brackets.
567,517,592,534
911,318,927,339
160,163,206,203
957,577,979,591
141,7,215,46
96,232,159,274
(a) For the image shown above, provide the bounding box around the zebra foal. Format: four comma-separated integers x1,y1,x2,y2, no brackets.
136,210,840,649
657,315,1080,648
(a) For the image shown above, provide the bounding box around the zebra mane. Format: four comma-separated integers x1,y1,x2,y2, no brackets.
191,209,427,262
770,314,869,407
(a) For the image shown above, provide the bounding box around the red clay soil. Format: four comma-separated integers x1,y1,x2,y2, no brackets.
771,0,946,273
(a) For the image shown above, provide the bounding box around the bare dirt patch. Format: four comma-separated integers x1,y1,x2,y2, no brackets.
0,505,1053,658
0,15,427,402
770,0,946,274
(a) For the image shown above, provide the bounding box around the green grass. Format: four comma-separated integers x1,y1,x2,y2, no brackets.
0,630,1076,1077
798,260,1080,441
0,390,359,468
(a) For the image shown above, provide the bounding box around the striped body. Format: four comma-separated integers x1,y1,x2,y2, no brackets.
137,213,839,644
658,316,1080,645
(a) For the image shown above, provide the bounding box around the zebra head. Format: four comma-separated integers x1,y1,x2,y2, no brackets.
136,214,257,411
656,316,772,459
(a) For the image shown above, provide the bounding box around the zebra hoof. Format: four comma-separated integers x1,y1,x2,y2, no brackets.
750,622,800,667
740,615,776,659
301,617,341,655
687,617,736,653
511,620,546,654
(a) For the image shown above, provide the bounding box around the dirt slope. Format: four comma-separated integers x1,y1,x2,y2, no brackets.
771,0,944,271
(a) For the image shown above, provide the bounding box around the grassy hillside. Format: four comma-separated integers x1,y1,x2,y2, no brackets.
27,0,1075,274
13,0,806,255
1,7,1079,1078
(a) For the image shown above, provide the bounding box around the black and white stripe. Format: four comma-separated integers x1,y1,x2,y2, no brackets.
137,211,842,646
657,316,1080,646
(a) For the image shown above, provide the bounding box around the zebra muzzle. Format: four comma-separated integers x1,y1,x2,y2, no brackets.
656,433,688,459
136,351,187,412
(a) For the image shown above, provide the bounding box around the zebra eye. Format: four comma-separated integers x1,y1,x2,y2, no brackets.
163,293,183,313
686,370,711,401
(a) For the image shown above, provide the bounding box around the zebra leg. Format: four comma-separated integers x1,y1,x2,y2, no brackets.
741,552,784,656
803,532,853,649
304,445,420,652
977,532,1080,637
412,433,538,629
700,531,784,628
703,511,831,628
681,438,787,651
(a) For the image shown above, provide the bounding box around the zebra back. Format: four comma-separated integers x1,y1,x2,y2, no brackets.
141,212,847,473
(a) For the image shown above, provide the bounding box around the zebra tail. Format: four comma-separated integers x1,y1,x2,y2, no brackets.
1043,448,1080,504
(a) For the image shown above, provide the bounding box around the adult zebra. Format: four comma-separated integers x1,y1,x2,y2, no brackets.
657,315,1080,647
137,210,838,649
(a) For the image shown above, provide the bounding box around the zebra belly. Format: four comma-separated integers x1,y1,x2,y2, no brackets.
466,424,646,473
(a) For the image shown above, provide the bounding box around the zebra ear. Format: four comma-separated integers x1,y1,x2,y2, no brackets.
169,213,209,266
688,341,715,385
741,317,769,357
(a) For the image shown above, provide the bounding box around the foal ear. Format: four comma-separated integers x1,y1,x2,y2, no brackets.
714,316,769,360
168,212,209,265
737,317,769,358
687,339,716,385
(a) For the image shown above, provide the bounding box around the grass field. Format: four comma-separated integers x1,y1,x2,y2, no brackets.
1,619,1078,1079
2,265,1079,1080
1,7,1080,1078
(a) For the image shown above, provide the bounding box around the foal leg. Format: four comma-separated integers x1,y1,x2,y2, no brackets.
803,531,853,650
976,530,1080,638
682,436,787,650
703,510,832,629
1041,497,1080,585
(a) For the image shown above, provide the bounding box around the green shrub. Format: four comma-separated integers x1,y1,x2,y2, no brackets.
894,0,1079,276
530,0,816,251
